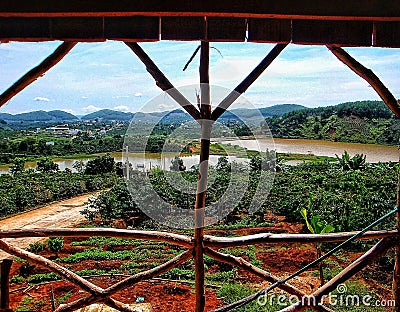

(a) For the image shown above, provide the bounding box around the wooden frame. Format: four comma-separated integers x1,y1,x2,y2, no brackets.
0,9,400,309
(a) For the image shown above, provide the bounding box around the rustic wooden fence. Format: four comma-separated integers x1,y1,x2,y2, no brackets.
0,227,398,312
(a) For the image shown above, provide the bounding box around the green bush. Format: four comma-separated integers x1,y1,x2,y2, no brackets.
47,237,64,256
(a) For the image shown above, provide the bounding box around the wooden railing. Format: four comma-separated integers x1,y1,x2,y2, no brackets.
0,228,398,312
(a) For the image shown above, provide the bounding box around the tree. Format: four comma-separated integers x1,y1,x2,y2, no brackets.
216,156,230,172
36,157,59,172
72,160,85,173
170,156,186,171
9,158,25,175
84,153,115,175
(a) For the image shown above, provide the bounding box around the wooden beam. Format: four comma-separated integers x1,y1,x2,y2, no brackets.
393,157,400,312
211,44,287,121
0,239,104,295
105,16,159,41
204,230,399,248
280,238,393,311
0,0,399,21
212,238,393,312
194,40,211,312
0,41,76,108
55,250,193,312
0,260,12,311
125,42,201,121
293,20,372,46
374,22,400,47
161,17,205,40
207,17,246,41
327,45,400,118
0,228,193,247
205,248,337,312
247,18,291,43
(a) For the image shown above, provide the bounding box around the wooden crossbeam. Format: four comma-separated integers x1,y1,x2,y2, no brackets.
55,249,193,312
0,228,192,247
0,239,103,295
125,42,201,121
0,42,76,108
0,228,395,247
211,44,287,121
0,0,399,21
204,230,398,248
205,248,334,312
277,238,393,311
327,45,400,118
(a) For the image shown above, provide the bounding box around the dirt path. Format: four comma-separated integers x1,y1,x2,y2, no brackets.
0,192,100,259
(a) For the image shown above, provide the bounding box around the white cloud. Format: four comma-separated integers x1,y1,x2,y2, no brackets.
82,105,101,112
135,92,143,97
112,95,130,99
34,96,50,102
62,109,75,114
81,96,88,99
114,105,129,112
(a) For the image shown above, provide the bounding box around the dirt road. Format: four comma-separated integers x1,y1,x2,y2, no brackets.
0,192,99,259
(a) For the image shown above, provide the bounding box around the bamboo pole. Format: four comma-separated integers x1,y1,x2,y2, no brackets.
393,142,400,312
204,230,399,248
0,228,192,247
0,42,77,108
194,40,211,312
211,43,287,121
278,238,394,312
327,45,400,118
125,42,201,121
55,250,193,312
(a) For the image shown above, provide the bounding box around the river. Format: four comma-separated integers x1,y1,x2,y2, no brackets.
0,138,397,174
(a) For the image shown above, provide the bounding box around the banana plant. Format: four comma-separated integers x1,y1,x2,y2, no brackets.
300,194,334,285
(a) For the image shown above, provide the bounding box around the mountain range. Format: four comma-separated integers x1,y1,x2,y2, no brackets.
0,104,305,123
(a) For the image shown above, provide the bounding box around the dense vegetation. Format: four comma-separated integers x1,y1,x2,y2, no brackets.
84,158,398,232
0,155,121,218
266,100,400,145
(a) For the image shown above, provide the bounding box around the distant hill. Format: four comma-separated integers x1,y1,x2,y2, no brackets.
219,104,306,121
259,104,306,117
267,100,399,145
82,109,134,121
0,110,78,123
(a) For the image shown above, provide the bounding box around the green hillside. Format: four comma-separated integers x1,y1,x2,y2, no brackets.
266,100,399,145
0,110,78,122
82,109,134,121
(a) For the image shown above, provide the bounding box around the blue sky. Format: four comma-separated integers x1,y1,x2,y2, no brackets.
0,40,399,115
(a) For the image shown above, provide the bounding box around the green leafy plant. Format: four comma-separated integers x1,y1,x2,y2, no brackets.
300,194,334,285
27,241,46,253
335,151,366,171
47,237,64,258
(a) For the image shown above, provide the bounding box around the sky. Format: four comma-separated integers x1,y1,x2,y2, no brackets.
0,40,399,115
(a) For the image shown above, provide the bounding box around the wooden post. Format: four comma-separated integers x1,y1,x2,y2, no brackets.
327,45,400,118
194,40,211,312
0,259,12,312
393,141,400,312
0,42,77,109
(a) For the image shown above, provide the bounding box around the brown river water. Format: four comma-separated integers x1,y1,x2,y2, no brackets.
0,138,397,174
